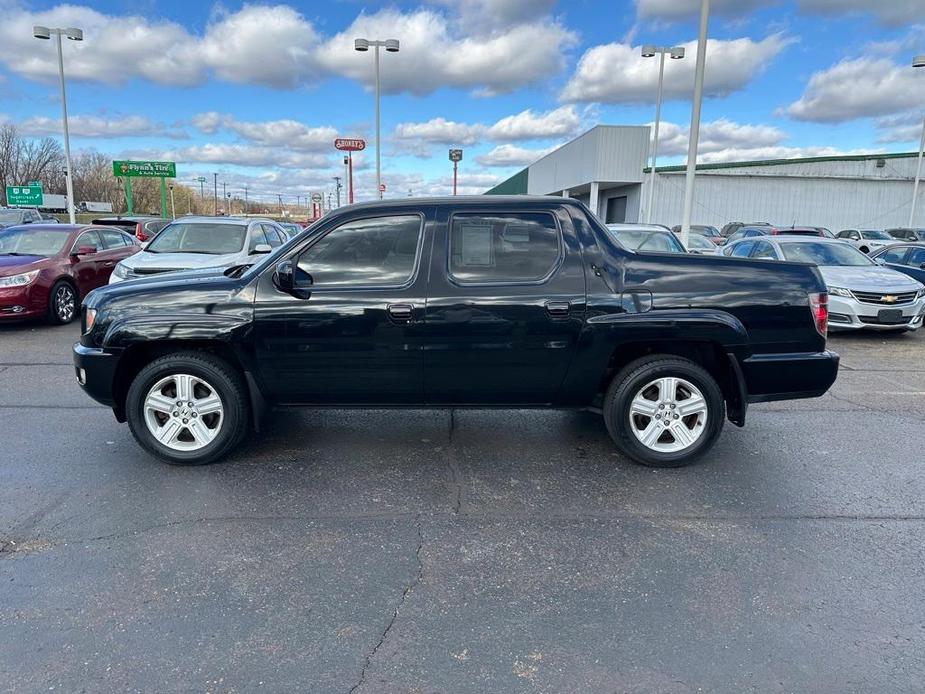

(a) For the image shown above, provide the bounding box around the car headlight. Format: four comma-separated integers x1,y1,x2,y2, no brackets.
0,270,40,288
827,286,853,298
112,263,130,279
916,287,925,299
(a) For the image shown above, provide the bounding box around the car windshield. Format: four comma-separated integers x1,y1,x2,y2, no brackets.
610,229,686,253
0,210,25,223
693,226,720,236
861,230,891,240
145,222,246,254
688,234,716,249
780,241,873,266
0,227,68,256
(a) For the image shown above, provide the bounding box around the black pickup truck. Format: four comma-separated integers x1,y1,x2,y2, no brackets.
73,197,838,467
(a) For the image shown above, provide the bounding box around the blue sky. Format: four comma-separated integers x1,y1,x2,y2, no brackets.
1,0,924,204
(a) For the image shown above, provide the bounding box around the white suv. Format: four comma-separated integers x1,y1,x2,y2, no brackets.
835,229,895,254
110,216,287,283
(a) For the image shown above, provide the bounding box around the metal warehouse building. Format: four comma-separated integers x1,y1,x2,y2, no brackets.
485,125,924,231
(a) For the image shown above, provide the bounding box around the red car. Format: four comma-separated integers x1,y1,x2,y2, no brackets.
0,224,139,324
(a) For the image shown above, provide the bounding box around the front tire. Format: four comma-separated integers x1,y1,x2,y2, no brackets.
47,280,77,324
125,352,250,465
603,356,725,468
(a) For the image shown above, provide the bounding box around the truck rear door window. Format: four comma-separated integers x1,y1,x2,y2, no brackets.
449,212,560,284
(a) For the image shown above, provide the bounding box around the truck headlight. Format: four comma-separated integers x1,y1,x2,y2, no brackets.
827,286,853,298
0,270,40,288
112,263,129,279
84,308,97,333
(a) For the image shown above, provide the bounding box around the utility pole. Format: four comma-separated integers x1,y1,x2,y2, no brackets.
679,0,710,249
212,173,218,216
333,176,342,207
168,184,176,219
221,181,226,214
278,194,283,216
243,185,249,215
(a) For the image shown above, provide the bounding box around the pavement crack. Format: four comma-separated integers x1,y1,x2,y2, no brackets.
445,409,464,514
349,514,425,694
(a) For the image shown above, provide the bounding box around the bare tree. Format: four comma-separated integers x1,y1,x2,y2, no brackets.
0,124,65,205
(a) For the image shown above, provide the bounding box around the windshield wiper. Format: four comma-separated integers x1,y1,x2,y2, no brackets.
224,263,253,278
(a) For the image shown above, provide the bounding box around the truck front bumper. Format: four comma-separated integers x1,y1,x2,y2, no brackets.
741,350,840,403
73,342,121,409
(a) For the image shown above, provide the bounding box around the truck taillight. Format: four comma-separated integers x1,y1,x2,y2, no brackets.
135,222,146,241
809,292,828,338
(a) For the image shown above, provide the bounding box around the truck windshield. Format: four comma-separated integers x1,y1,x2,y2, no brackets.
0,227,68,256
145,222,246,255
780,242,873,267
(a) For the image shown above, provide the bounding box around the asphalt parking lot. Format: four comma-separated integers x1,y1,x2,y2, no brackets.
1,322,924,692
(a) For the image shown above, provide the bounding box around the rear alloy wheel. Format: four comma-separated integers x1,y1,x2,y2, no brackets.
126,352,249,465
604,356,725,467
47,280,77,324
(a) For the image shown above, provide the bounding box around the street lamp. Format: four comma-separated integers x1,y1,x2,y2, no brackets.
679,0,711,249
909,55,925,227
641,44,685,224
355,36,400,199
32,25,83,224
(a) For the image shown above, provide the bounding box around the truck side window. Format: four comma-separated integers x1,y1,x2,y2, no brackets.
449,212,560,283
298,214,422,287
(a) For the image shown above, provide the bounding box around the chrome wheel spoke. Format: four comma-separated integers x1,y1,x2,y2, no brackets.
676,394,707,418
657,377,677,402
154,418,183,445
174,374,194,402
669,421,696,448
630,396,659,417
186,419,215,446
638,420,662,448
195,394,222,416
145,393,176,415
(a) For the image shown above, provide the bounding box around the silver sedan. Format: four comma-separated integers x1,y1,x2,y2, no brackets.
721,235,925,332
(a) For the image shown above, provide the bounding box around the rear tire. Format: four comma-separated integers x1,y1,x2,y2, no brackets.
47,280,77,324
125,352,250,465
603,356,725,468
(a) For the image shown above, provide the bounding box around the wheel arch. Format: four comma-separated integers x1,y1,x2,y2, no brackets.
110,339,266,428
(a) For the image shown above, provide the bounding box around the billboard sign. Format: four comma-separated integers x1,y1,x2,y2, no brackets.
334,138,366,152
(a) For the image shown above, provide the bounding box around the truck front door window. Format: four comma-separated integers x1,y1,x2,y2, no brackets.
298,215,422,287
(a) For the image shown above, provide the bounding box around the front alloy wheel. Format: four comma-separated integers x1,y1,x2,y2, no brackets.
126,352,250,465
142,374,225,451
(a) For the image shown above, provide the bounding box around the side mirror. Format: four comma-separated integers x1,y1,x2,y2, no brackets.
72,246,97,256
919,263,925,270
273,259,312,299
251,243,272,255
874,258,886,266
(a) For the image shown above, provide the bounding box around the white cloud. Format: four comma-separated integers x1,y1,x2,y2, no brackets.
561,35,792,104
0,4,574,95
134,144,331,170
392,107,581,156
798,0,925,27
785,57,925,123
315,8,576,96
696,145,876,164
635,0,924,25
19,114,185,139
475,144,557,167
656,118,787,157
191,113,337,152
875,113,925,144
635,0,770,20
428,0,558,30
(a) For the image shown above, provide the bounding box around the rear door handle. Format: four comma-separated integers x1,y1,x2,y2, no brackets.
545,300,571,317
387,303,414,322
103,261,115,267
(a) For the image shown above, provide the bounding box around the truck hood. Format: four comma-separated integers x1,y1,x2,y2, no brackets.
819,265,923,292
120,250,244,274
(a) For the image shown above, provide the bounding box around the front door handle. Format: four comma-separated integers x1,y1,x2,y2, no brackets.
545,300,571,317
387,303,414,322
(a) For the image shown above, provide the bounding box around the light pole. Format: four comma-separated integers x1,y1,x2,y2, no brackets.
243,185,249,215
354,37,400,200
680,0,710,249
641,44,685,224
449,149,463,195
212,173,218,215
32,25,82,224
333,176,342,207
168,184,175,218
909,55,925,227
